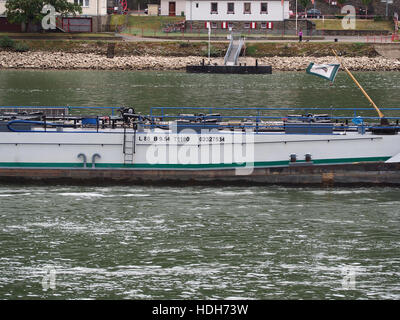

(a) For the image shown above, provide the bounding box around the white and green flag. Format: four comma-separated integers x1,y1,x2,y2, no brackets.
306,63,340,82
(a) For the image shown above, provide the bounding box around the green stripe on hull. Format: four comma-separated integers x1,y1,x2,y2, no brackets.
0,157,391,169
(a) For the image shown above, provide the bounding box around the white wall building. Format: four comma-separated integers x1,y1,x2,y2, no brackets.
160,0,289,20
73,0,107,16
160,0,187,17
0,0,108,17
0,0,8,15
186,0,289,21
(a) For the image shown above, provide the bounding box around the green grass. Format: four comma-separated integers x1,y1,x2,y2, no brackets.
111,14,184,30
313,19,394,31
110,14,127,27
128,15,184,29
111,15,186,37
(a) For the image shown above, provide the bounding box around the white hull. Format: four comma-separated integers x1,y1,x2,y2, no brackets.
1,128,399,169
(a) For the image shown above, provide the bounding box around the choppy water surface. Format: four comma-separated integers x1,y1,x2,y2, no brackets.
0,69,399,110
0,70,399,299
0,186,399,299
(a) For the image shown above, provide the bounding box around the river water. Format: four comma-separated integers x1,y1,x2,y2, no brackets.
0,70,399,299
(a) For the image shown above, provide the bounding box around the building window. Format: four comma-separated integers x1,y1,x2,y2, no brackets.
74,0,90,7
228,22,234,29
196,3,199,8
211,3,218,14
211,22,217,29
244,22,250,29
261,22,267,29
244,3,251,14
260,3,268,14
227,3,234,14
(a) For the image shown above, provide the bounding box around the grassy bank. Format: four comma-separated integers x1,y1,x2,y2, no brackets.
110,15,394,38
312,19,394,31
5,40,379,58
110,14,184,36
243,42,378,57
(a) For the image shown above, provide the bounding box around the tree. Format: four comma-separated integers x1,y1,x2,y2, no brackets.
5,0,82,32
361,0,372,17
299,0,311,11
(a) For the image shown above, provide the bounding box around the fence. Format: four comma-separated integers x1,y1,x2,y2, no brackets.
124,26,319,38
122,25,392,39
366,35,395,43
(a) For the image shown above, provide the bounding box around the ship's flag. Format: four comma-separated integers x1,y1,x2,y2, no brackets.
306,63,340,82
281,0,284,6
311,0,315,4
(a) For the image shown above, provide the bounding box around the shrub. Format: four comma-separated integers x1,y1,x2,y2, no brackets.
13,42,29,52
203,45,221,57
352,42,364,49
374,15,384,22
245,45,257,56
0,36,14,49
179,41,190,48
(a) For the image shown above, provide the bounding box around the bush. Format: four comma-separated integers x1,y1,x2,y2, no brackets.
203,45,221,57
374,15,384,22
13,42,29,52
245,45,257,56
0,36,14,49
179,41,191,48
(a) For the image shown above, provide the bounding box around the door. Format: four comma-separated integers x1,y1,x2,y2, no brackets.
169,2,176,16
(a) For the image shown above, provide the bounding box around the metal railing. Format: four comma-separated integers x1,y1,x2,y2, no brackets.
2,106,400,134
223,34,233,65
3,105,400,119
224,33,244,66
234,37,244,65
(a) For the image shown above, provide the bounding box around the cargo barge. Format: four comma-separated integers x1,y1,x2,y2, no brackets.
1,105,400,186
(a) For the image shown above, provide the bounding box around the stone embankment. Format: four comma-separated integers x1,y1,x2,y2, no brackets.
1,51,400,71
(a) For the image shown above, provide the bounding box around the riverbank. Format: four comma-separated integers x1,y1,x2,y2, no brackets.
1,40,380,57
0,51,399,71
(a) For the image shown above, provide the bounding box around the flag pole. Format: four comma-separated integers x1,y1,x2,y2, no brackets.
331,49,388,124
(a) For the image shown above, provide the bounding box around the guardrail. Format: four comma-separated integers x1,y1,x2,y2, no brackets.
223,35,233,65
149,106,400,119
2,106,400,134
234,37,244,65
3,105,400,120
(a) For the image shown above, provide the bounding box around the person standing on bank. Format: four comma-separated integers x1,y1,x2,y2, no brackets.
298,29,303,42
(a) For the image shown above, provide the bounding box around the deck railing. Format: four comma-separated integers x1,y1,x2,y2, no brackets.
2,106,400,134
